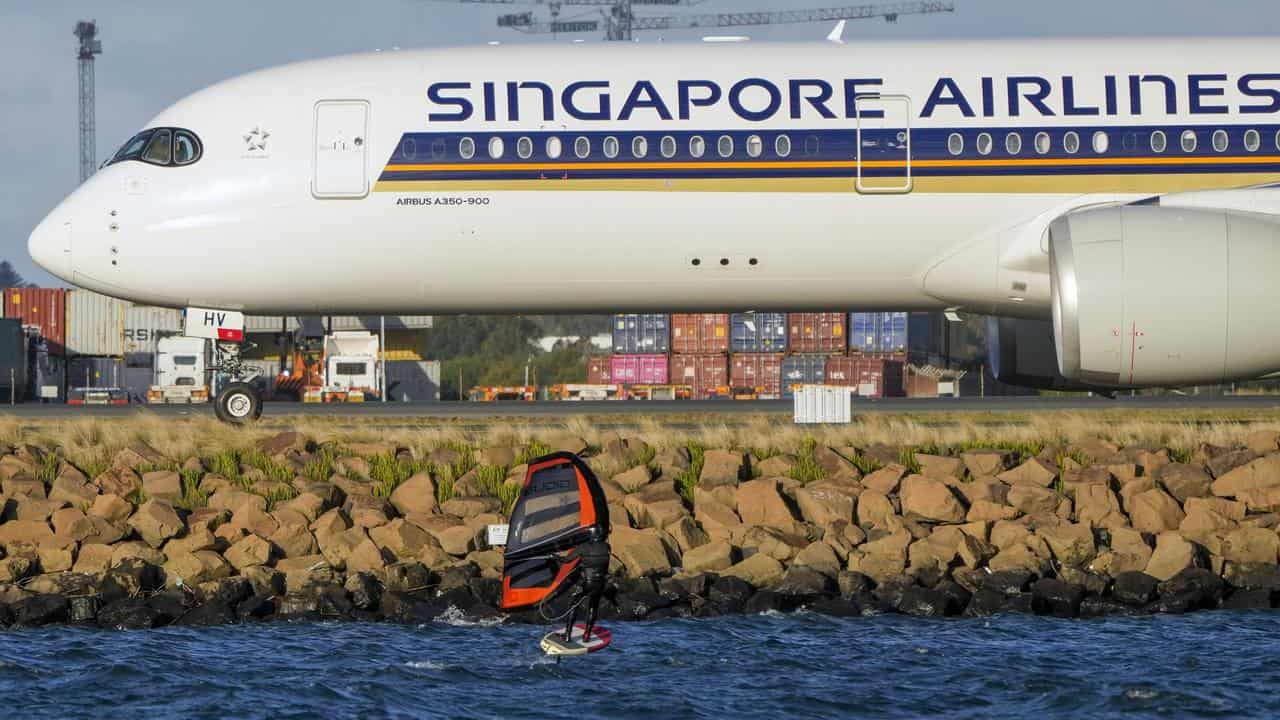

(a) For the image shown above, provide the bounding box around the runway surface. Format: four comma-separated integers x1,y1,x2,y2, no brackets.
1,395,1278,420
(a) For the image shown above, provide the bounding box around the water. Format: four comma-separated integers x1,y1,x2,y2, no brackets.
1,612,1279,719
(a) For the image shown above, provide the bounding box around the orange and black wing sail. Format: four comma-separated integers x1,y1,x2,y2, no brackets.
500,452,610,611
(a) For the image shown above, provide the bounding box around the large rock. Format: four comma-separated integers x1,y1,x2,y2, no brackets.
611,526,671,577
612,465,652,493
855,490,898,529
794,541,842,577
388,472,437,516
862,464,907,494
88,494,134,525
1075,484,1127,529
681,541,735,573
369,518,434,560
163,526,218,556
1158,464,1213,503
1144,532,1199,581
49,475,97,507
1211,454,1280,497
722,553,785,589
346,537,391,574
916,454,965,480
794,482,856,526
624,484,687,530
1129,488,1186,534
0,520,55,548
967,500,1020,523
318,527,370,570
164,550,232,587
1221,527,1280,565
72,543,113,576
1007,486,1059,516
224,535,274,570
699,450,746,488
998,458,1057,488
961,450,1009,477
899,476,966,523
1236,486,1280,513
662,516,709,554
1037,523,1096,567
141,471,182,502
735,479,797,528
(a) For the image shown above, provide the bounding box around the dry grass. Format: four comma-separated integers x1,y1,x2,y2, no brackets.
3,409,1278,472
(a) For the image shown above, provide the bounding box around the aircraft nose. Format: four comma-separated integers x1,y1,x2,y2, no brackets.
28,215,71,281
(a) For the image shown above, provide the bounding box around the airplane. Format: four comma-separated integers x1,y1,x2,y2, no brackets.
27,36,1280,421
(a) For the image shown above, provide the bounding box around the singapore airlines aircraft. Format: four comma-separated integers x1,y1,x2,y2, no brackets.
26,37,1280,419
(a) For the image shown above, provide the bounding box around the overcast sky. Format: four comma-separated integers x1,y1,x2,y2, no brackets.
4,0,1280,286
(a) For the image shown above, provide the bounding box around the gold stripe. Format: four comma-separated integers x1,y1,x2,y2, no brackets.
375,172,1280,195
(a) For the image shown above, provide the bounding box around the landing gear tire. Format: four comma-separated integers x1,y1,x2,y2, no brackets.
215,382,263,425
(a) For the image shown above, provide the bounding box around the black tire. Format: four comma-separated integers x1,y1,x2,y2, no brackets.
214,382,263,425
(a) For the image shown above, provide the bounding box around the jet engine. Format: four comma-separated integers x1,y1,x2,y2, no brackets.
1049,204,1280,388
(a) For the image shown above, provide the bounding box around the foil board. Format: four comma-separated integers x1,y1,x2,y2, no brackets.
541,623,613,656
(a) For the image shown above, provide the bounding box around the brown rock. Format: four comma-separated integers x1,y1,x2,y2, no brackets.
662,516,709,554
225,534,274,570
967,500,1020,523
813,446,860,481
37,545,75,573
908,537,957,576
794,482,856,526
1221,527,1280,565
0,519,55,548
93,468,142,498
961,450,1009,477
1144,532,1199,581
741,526,807,562
987,542,1050,575
722,553,785,588
311,507,350,541
50,507,86,537
113,442,165,471
1075,484,1128,529
1007,485,1060,516
1158,464,1213,503
110,541,165,567
899,475,966,523
998,458,1058,488
611,465,653,493
318,527,370,570
141,471,182,502
735,479,798,528
755,455,795,478
88,493,134,525
164,526,218,556
1212,454,1280,497
855,490,897,529
388,472,437,516
48,475,97,508
862,464,907,495
916,454,965,480
208,489,267,515
440,496,500,519
258,431,311,457
368,518,434,560
12,497,66,522
164,550,232,587
611,526,671,577
1245,430,1280,455
700,450,746,487
952,478,1009,506
681,541,736,573
794,541,842,577
1129,488,1186,534
345,537,390,574
436,525,481,556
1236,486,1280,513
693,490,741,531
1037,523,1097,567
72,543,113,576
269,522,319,559
624,484,687,530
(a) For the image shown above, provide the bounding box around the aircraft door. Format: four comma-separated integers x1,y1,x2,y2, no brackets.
855,94,912,194
313,100,370,198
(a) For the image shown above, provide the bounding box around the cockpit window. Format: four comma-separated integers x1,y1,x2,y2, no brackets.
142,129,173,165
107,127,203,168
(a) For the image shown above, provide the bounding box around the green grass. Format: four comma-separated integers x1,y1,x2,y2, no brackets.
370,452,413,498
475,464,509,497
206,449,242,484
435,466,456,506
850,453,884,475
753,446,783,461
302,447,339,484
787,437,828,485
439,441,477,481
125,488,148,506
76,451,112,480
514,440,553,466
175,468,208,511
1169,446,1196,464
898,446,923,475
260,484,299,512
955,439,1047,462
497,483,521,517
240,448,294,485
675,443,706,504
34,453,60,486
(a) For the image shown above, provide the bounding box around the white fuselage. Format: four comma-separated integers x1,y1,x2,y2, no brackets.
28,38,1280,316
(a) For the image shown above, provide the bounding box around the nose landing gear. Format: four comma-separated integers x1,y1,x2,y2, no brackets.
182,307,263,425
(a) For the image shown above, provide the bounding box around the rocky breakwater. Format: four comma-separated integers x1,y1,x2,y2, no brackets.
3,430,1280,629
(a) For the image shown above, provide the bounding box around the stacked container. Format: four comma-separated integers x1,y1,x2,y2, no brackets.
788,313,846,354
586,356,612,385
612,314,670,354
670,353,729,399
826,356,906,398
780,354,826,398
602,314,671,392
731,353,784,397
4,288,66,356
849,312,908,354
730,313,787,353
609,354,669,385
669,313,730,398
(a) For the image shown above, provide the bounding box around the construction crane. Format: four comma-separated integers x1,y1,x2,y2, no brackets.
75,20,102,183
446,1,954,42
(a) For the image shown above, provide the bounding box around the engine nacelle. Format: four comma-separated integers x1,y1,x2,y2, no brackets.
1050,205,1280,388
986,316,1102,392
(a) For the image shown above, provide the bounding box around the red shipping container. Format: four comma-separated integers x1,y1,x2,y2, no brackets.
730,353,783,395
671,313,730,354
610,354,669,385
670,354,729,398
586,357,612,385
788,313,847,354
825,356,905,398
4,288,66,355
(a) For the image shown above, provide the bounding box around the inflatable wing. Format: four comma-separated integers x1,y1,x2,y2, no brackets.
500,452,610,611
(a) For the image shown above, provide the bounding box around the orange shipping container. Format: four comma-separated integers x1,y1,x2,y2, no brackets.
3,288,66,355
825,356,905,398
586,357,612,385
787,312,846,354
730,353,783,395
671,313,730,355
670,354,729,398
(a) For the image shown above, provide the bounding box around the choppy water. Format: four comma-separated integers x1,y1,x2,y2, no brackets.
1,612,1278,719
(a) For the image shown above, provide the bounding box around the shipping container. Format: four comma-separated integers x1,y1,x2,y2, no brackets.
730,313,788,353
787,313,846,354
30,349,65,403
730,353,784,395
849,312,908,354
671,313,730,354
611,314,670,354
123,353,156,403
586,356,612,385
780,354,827,398
609,354,669,385
65,289,128,357
3,288,66,355
386,360,442,402
825,356,905,398
67,356,124,390
0,319,27,403
123,306,183,355
669,353,730,398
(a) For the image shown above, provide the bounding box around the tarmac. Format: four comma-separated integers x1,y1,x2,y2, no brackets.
1,395,1278,419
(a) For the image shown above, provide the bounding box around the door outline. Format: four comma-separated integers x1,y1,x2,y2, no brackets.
312,99,371,199
855,94,913,195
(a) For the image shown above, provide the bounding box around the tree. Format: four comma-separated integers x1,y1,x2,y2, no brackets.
0,261,29,289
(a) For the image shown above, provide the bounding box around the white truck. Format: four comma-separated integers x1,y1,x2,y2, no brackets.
147,336,210,404
319,331,381,402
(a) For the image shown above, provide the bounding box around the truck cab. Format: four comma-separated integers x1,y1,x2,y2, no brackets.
148,336,210,404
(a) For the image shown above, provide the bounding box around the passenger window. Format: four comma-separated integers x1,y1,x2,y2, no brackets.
1034,132,1051,155
459,137,476,160
1122,133,1138,152
775,134,792,157
574,137,590,159
604,136,620,159
1063,131,1080,154
1150,130,1167,153
1180,130,1197,153
976,132,993,156
746,135,763,158
142,129,172,165
1005,132,1022,155
1274,129,1280,152
632,136,648,159
516,136,533,159
488,137,505,159
947,133,964,156
718,135,734,158
1212,129,1229,153
660,136,677,158
173,131,201,165
690,136,706,158
1245,129,1261,152
804,135,820,156
430,138,446,160
401,139,418,161
546,136,563,159
1092,131,1109,154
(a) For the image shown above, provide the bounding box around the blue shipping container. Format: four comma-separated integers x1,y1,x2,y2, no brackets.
612,314,670,354
780,355,826,398
730,313,788,353
850,312,908,353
